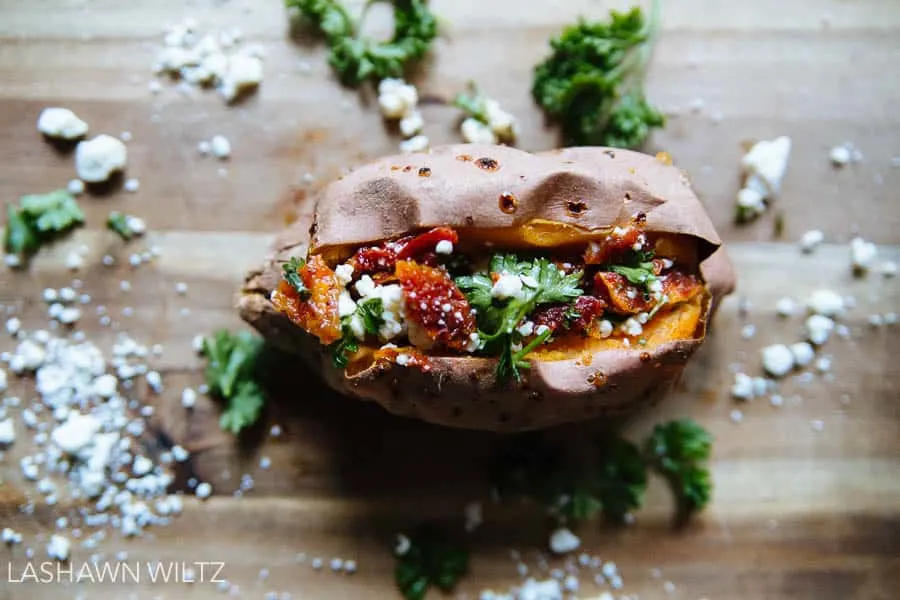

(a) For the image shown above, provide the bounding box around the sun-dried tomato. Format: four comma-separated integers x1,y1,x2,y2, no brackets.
272,255,342,344
584,221,647,265
349,227,458,276
396,227,458,260
593,271,653,315
660,270,703,304
531,295,606,334
395,260,477,351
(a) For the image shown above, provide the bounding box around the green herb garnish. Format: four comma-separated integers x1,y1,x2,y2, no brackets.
644,419,714,517
3,190,85,262
329,297,384,368
201,329,266,434
453,81,488,124
531,1,664,148
281,256,309,297
456,254,584,382
287,0,438,87
395,525,469,600
106,211,143,241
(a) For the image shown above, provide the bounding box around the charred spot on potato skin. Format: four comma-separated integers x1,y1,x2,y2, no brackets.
624,192,632,202
634,211,647,225
464,215,475,227
604,150,616,159
456,154,473,162
499,192,519,214
565,200,588,217
588,372,608,388
475,157,500,172
529,391,544,403
640,352,652,362
402,165,413,173
418,167,432,177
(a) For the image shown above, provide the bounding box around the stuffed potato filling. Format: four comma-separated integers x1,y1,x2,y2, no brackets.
273,214,707,381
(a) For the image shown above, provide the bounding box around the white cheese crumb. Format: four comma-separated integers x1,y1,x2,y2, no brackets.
799,230,824,253
789,342,815,367
807,289,845,317
399,135,429,153
484,99,518,142
6,317,22,336
850,237,877,274
549,527,580,554
775,297,797,317
0,418,15,446
197,140,211,155
334,264,354,286
879,260,897,278
123,178,141,193
491,274,523,300
347,313,366,341
621,317,643,337
51,412,101,454
829,143,862,167
810,419,825,432
435,240,454,255
67,179,85,195
737,136,792,219
37,107,88,140
210,135,231,159
65,251,84,271
218,54,264,103
2,528,22,545
399,111,424,138
730,372,755,400
47,534,71,561
75,135,128,183
730,409,744,423
378,78,418,119
761,344,795,377
395,534,411,556
395,354,410,366
338,292,357,318
175,282,188,295
195,482,213,499
805,314,835,345
598,319,613,338
460,117,498,145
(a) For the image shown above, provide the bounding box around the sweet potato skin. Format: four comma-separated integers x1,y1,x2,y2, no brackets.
239,145,736,432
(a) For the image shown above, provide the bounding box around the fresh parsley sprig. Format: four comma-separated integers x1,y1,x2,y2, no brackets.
3,190,85,262
395,525,469,600
329,297,384,368
531,0,664,148
456,254,584,382
201,329,267,434
288,0,438,87
492,418,713,524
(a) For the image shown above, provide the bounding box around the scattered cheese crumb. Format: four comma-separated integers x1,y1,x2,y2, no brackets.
67,179,85,196
47,534,71,561
210,135,231,159
195,482,213,499
549,527,580,554
75,135,128,183
805,314,835,345
850,237,877,274
124,178,141,193
37,108,88,140
807,289,844,317
799,230,824,253
0,418,15,446
737,136,792,219
789,342,815,367
435,240,454,255
761,344,794,377
399,135,429,153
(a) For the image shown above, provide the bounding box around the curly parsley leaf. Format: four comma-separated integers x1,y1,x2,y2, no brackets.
200,329,267,434
531,1,664,148
595,438,648,522
329,297,384,368
453,81,488,123
106,211,139,241
3,190,85,262
281,256,309,297
610,262,656,287
395,525,469,600
288,0,437,87
644,419,714,516
457,255,583,382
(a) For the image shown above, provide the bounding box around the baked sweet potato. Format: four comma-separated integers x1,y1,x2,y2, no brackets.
239,145,735,432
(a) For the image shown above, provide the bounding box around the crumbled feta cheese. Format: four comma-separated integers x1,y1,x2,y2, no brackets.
829,143,862,167
75,135,128,183
0,418,15,446
210,135,231,159
347,313,366,341
737,136,792,218
395,533,411,556
47,534,71,561
621,317,643,337
483,99,518,142
730,372,755,400
338,292,357,318
805,314,835,345
195,482,213,499
399,135,429,153
57,307,82,325
52,412,101,454
807,289,845,317
850,237,877,274
460,117,498,145
123,178,140,193
6,317,22,336
516,321,535,337
334,264,354,286
491,274,523,300
377,78,418,119
598,319,613,338
879,260,897,278
799,230,824,253
395,354,410,367
399,111,424,138
37,107,88,140
775,297,797,317
67,179,85,195
789,342,815,367
549,527,580,554
2,528,22,545
181,387,197,408
761,344,794,377
0,368,6,392
93,373,118,398
740,324,756,339
218,53,264,103
435,240,454,255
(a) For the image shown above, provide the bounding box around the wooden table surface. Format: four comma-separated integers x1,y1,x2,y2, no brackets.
1,1,899,599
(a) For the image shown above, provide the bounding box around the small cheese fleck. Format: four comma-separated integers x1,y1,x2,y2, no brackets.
399,111,424,138
124,178,141,193
775,297,797,317
730,372,755,400
210,135,231,159
195,482,213,499
334,264,354,286
47,534,71,561
799,230,824,253
399,135,429,154
460,117,498,145
807,289,845,317
549,527,580,554
435,240,454,255
850,237,877,274
0,418,15,446
805,314,835,345
67,179,85,196
75,135,128,183
37,107,88,140
789,342,815,367
491,274,523,300
761,344,795,377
